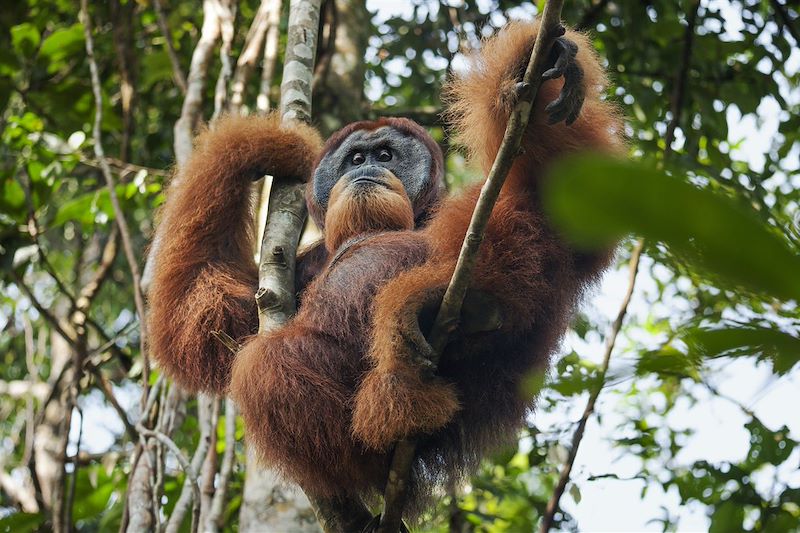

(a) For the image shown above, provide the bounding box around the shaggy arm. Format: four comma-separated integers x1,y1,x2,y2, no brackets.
148,114,322,394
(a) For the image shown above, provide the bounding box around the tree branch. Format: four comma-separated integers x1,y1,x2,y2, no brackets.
246,1,373,530
137,425,201,533
663,0,700,157
539,239,643,533
205,398,237,533
378,3,567,530
256,0,283,114
164,395,215,533
540,3,698,527
153,0,188,94
229,0,273,115
211,0,237,119
80,0,150,404
173,0,224,166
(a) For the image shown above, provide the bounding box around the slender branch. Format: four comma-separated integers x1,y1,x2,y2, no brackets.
137,425,201,533
206,399,238,533
198,398,221,528
378,3,567,530
540,3,698,526
12,271,78,344
173,0,223,166
229,0,273,115
78,156,167,180
164,395,215,533
539,239,643,533
75,225,119,311
211,0,237,119
256,0,283,114
153,0,188,94
663,0,700,157
90,367,138,440
80,0,150,404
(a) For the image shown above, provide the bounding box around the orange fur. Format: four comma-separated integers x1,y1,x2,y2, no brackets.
152,20,623,513
147,113,323,393
228,21,623,511
324,173,415,252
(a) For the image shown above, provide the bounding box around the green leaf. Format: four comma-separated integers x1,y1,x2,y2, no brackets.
543,155,800,302
39,24,85,71
11,23,40,58
709,500,744,533
0,512,44,533
636,346,700,379
685,325,800,375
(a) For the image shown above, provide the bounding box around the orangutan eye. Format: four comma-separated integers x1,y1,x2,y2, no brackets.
377,148,392,162
352,152,366,165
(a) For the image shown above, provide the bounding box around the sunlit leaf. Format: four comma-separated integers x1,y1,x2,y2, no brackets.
543,155,800,301
685,325,800,375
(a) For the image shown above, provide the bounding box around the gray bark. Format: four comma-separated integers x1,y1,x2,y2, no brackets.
239,1,324,531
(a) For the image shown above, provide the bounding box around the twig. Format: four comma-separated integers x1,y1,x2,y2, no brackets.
78,156,167,180
211,330,241,353
256,0,283,114
539,239,643,533
12,270,77,344
663,0,700,157
76,226,119,311
153,0,188,94
80,0,150,406
206,398,238,532
90,367,138,440
173,0,224,167
198,398,221,528
211,0,237,119
378,2,567,530
229,0,273,115
164,395,215,533
137,425,201,533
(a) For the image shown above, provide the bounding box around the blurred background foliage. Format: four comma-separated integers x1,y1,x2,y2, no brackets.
0,0,798,531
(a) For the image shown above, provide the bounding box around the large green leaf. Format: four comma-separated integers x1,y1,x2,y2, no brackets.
543,155,800,301
684,325,800,375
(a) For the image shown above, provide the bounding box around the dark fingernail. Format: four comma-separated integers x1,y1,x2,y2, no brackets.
542,68,559,80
